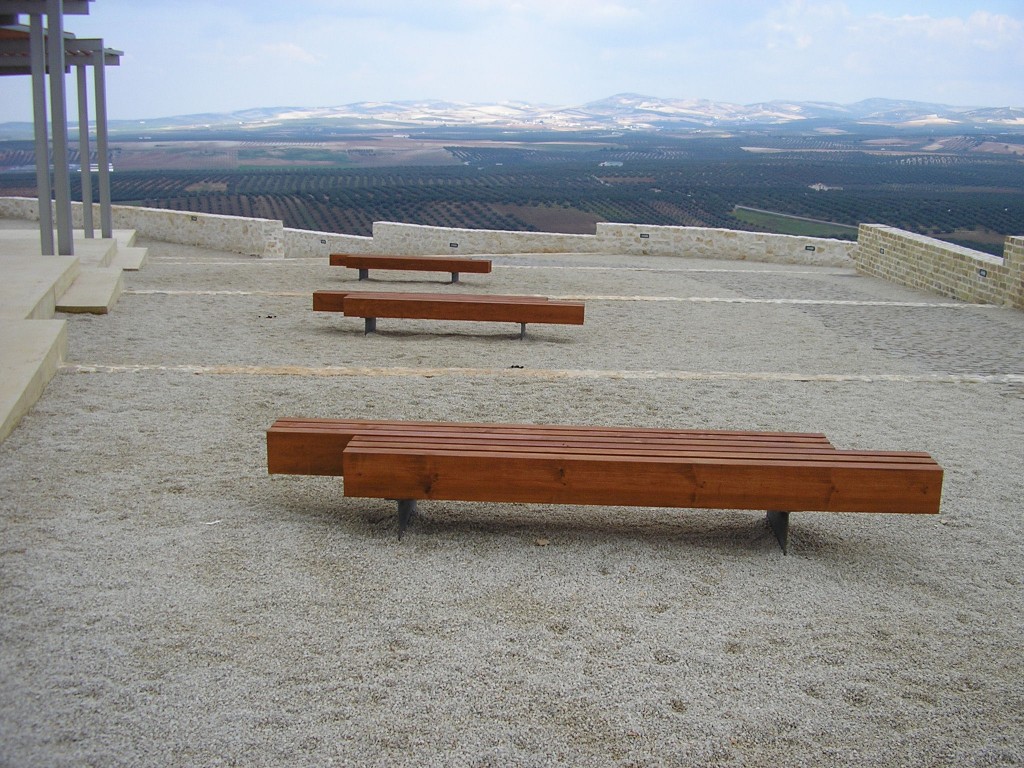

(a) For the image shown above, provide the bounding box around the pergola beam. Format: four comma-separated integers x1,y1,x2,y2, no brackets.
1,2,121,251
46,0,73,256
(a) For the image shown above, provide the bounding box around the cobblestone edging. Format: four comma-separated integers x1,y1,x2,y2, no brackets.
855,224,1023,309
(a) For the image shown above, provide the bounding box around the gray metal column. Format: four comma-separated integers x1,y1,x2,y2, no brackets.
29,13,53,255
92,46,112,238
76,61,93,237
46,0,73,255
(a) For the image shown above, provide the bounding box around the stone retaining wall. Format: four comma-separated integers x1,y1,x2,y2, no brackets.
596,222,854,266
855,224,1023,309
0,198,286,258
0,197,858,266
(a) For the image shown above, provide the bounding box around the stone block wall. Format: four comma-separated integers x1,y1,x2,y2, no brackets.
283,227,374,259
0,198,286,258
0,196,859,267
595,223,855,266
370,221,599,255
855,224,1023,309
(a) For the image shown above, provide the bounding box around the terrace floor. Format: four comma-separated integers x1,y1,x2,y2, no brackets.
1,218,1023,766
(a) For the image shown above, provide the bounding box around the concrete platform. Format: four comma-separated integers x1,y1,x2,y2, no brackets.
0,319,67,443
0,222,144,445
0,254,80,320
55,267,124,313
110,245,148,271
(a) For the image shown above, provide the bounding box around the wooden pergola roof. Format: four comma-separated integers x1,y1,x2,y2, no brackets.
0,0,121,254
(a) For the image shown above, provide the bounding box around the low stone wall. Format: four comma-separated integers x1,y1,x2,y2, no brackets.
855,225,1023,309
596,223,854,266
0,198,286,258
283,227,374,259
370,221,599,256
0,197,856,266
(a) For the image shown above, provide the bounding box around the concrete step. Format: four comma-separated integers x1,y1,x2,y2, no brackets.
110,245,148,271
0,254,80,320
0,319,67,443
67,237,118,268
73,228,138,247
56,268,124,314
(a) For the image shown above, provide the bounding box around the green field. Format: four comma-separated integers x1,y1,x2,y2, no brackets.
732,206,860,239
2,127,1021,254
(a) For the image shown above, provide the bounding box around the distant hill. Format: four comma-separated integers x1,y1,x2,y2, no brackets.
120,94,1024,131
2,95,1023,140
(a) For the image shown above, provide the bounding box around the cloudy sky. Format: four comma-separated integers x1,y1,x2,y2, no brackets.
1,0,1022,122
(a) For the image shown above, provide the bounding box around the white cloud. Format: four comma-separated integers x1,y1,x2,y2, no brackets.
259,42,319,66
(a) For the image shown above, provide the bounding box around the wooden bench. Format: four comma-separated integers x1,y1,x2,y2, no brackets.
313,291,585,338
330,253,492,284
266,418,943,552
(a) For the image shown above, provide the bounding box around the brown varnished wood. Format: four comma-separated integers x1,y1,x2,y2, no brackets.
315,292,585,325
341,440,943,515
269,417,835,443
266,417,839,478
266,418,943,523
313,291,550,313
330,253,492,273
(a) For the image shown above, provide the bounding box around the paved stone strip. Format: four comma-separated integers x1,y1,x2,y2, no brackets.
134,258,850,275
123,288,991,309
61,363,1024,385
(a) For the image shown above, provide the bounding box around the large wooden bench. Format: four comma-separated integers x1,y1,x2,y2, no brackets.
266,418,943,552
313,291,585,338
330,253,492,284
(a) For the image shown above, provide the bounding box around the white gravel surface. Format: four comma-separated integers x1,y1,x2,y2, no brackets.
2,238,1023,767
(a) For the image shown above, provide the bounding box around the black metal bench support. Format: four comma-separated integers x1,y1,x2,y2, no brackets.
397,499,418,539
767,510,790,554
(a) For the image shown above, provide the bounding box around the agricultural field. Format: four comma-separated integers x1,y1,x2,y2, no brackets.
1,128,1022,254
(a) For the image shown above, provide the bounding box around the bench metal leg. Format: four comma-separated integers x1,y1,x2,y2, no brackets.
397,499,418,539
519,322,527,340
364,317,376,334
450,271,460,283
358,268,369,280
767,511,789,554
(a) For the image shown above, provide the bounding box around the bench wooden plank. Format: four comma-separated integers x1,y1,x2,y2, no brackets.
265,417,943,550
312,291,584,334
269,417,834,443
341,440,943,515
266,418,838,476
341,296,584,324
313,291,550,313
330,253,492,283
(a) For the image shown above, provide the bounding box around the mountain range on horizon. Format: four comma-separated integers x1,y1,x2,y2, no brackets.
3,94,1024,136
119,93,1024,132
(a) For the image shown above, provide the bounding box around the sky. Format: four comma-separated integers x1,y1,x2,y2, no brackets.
1,0,1022,122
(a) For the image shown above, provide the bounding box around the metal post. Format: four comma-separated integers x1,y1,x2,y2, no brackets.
76,62,93,237
29,14,54,255
767,511,790,554
92,47,112,238
46,0,74,256
397,499,418,538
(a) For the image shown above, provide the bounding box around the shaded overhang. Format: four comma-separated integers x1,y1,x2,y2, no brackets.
0,24,121,75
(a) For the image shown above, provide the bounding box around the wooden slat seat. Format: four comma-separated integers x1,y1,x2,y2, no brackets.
330,253,492,283
266,418,943,552
313,290,584,338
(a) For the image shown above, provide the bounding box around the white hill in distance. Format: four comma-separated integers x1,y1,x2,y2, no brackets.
116,93,1024,133
2,94,1022,138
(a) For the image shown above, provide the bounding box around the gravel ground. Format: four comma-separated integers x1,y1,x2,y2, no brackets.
2,238,1023,767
